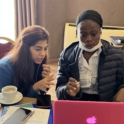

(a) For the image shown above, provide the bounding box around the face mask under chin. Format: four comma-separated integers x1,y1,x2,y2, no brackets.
79,40,102,52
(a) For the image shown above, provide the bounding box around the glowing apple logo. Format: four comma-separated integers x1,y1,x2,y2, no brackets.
86,116,96,124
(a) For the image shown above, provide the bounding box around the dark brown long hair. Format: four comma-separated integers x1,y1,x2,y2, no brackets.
6,25,49,89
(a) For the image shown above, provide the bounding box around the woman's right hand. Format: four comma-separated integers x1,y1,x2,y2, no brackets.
33,74,55,93
66,77,81,97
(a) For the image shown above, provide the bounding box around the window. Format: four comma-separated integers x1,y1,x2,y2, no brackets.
0,0,15,43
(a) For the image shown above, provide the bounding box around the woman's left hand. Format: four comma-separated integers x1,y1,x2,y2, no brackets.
113,88,124,102
42,64,51,78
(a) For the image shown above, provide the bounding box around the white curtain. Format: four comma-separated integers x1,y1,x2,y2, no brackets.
15,0,37,37
0,0,15,41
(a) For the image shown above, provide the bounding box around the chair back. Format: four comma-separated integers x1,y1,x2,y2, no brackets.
0,37,14,59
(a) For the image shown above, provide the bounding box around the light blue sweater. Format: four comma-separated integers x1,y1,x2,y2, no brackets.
0,57,37,98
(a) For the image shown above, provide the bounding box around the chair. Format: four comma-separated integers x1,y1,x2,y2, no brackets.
0,37,15,59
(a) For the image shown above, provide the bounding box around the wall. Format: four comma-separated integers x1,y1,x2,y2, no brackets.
37,0,68,60
67,0,124,26
37,0,124,60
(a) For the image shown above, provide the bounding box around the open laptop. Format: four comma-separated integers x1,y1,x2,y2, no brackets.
54,100,124,124
109,36,124,45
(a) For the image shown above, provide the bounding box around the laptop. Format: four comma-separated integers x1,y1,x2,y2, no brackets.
54,100,124,124
109,36,124,45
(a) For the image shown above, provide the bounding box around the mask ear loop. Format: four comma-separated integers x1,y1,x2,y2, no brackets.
100,28,102,35
76,25,79,38
99,28,102,40
76,29,77,38
76,26,80,39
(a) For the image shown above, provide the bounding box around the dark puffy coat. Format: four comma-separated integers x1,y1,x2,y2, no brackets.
56,40,124,101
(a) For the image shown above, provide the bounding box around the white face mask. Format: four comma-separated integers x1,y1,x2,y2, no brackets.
77,28,102,52
79,39,102,52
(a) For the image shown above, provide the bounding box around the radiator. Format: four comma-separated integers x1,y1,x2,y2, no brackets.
64,23,124,49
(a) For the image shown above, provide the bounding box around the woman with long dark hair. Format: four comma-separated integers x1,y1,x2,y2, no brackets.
0,25,54,98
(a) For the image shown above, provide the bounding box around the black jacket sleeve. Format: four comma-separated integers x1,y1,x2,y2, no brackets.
56,51,82,100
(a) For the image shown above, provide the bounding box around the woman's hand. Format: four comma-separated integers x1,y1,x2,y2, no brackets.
66,77,81,97
113,88,124,102
33,74,55,93
42,64,51,78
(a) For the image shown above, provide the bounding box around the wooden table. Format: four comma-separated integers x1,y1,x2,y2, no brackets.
0,97,55,116
18,97,37,104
